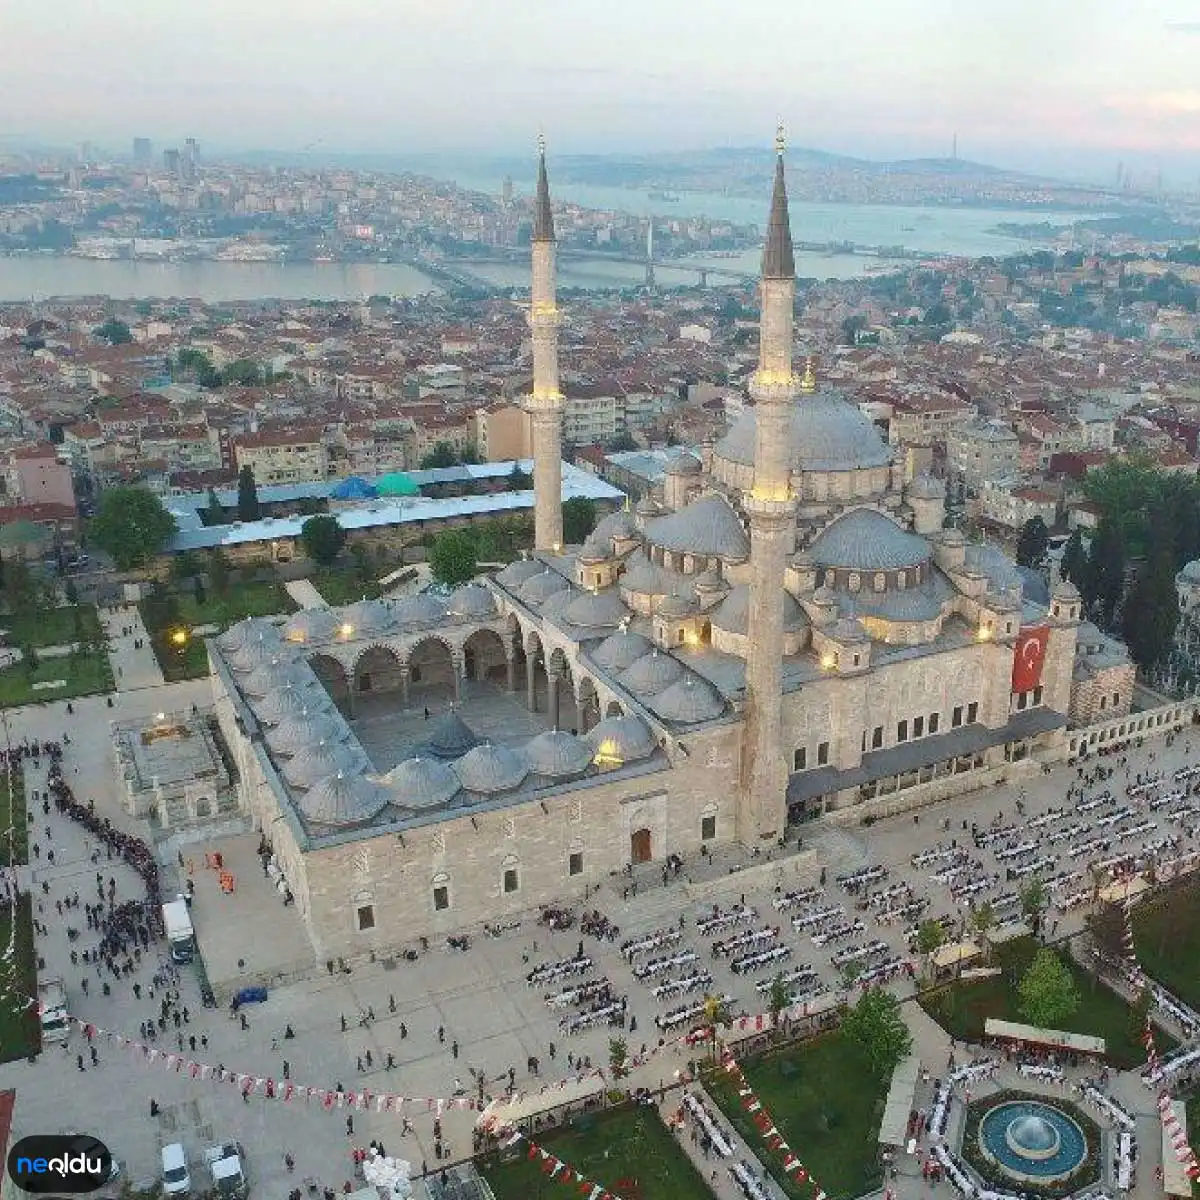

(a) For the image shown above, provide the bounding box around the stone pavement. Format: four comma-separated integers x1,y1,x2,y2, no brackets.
285,580,328,610
100,603,165,690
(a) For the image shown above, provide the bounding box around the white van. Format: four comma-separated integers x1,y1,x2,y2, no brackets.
161,1143,191,1196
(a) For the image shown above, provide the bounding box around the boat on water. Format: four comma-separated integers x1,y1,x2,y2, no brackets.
647,191,681,202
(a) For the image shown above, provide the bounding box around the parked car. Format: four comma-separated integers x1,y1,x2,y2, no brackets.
161,1143,191,1196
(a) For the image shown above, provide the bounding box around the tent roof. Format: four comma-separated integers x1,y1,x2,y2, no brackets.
376,472,419,497
984,1018,1106,1055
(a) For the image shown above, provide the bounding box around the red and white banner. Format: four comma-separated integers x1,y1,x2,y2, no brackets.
1011,624,1050,694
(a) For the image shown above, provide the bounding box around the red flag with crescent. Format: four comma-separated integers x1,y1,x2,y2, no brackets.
1011,624,1049,694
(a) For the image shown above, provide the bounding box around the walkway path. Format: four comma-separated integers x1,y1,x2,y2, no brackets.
285,579,328,610
99,603,165,690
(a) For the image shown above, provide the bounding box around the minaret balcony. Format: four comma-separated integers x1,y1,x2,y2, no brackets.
744,489,796,522
749,373,795,402
524,391,564,414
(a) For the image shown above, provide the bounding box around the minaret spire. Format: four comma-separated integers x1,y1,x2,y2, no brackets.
738,125,799,842
524,132,564,552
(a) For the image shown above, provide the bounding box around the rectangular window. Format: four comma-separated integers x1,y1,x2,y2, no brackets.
967,701,978,723
433,886,449,911
929,712,940,734
897,720,908,743
701,815,716,841
568,852,583,876
1034,686,1044,705
793,747,807,771
356,904,375,932
872,725,883,749
817,741,830,766
1017,691,1028,710
913,716,924,738
1100,695,1107,710
503,869,519,894
952,705,963,728
1112,692,1120,706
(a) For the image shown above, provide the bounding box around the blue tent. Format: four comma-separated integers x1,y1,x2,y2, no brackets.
331,475,378,500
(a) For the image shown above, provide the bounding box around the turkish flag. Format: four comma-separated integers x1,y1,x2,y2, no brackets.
1011,624,1049,694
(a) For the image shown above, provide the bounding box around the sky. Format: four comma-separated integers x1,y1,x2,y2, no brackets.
4,0,1200,183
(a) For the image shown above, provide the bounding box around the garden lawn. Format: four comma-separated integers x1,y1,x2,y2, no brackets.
0,650,113,709
482,1106,709,1200
310,567,381,605
0,604,102,649
0,894,41,1063
1132,883,1200,1014
706,1031,886,1200
917,936,1173,1069
0,766,26,867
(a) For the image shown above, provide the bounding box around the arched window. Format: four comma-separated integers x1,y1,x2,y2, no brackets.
848,573,861,593
873,573,886,593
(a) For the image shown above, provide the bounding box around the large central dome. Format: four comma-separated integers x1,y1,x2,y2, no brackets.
713,388,893,474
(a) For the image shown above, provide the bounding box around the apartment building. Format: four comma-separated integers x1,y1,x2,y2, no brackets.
946,419,1020,491
979,477,1059,531
4,443,75,509
475,403,531,462
233,426,329,484
563,381,620,445
888,392,977,448
412,412,476,463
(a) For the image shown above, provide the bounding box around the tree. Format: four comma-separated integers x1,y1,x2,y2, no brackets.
1019,878,1049,931
767,973,790,1029
88,486,177,570
93,318,132,345
1016,517,1049,568
429,530,478,587
1061,530,1087,590
300,515,346,567
236,466,261,522
969,902,996,958
1087,518,1127,631
915,918,946,966
1123,539,1179,671
419,441,459,470
607,1037,629,1080
221,358,263,387
562,497,598,545
204,488,226,526
207,549,231,598
841,314,867,346
607,432,638,452
63,578,79,606
1017,948,1080,1028
701,994,733,1064
507,463,533,492
840,987,913,1077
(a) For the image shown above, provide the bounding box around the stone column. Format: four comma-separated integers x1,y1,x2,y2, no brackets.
452,655,464,703
526,653,538,712
547,668,561,730
505,654,517,694
399,666,411,708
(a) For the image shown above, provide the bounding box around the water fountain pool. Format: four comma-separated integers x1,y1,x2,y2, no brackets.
978,1100,1088,1182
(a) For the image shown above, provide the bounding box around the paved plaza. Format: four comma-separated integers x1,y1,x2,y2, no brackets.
1,669,1198,1200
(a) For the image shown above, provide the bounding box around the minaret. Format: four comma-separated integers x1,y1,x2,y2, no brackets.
739,126,797,842
525,134,564,552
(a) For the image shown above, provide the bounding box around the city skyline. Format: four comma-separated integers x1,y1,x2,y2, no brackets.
3,0,1200,182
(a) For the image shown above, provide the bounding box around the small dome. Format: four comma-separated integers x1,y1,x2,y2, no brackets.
283,608,339,644
453,743,528,793
693,566,727,593
907,473,946,500
283,738,362,787
218,618,265,653
393,594,449,625
830,617,868,642
228,627,285,671
644,494,749,561
812,585,837,605
523,731,593,778
241,658,304,698
941,529,966,547
338,598,393,637
298,771,390,825
656,592,698,619
648,676,724,723
267,709,345,755
384,757,461,809
446,583,496,619
809,509,930,572
1053,578,1081,599
664,450,702,476
635,496,663,518
564,590,628,629
595,509,638,542
1077,621,1104,649
619,651,686,696
591,630,654,672
620,552,680,597
422,711,480,759
964,543,1024,598
496,558,545,588
711,584,808,636
578,536,611,564
253,682,328,726
519,570,570,605
586,715,657,764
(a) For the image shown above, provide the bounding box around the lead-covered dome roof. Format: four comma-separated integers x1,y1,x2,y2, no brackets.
715,389,893,474
283,738,363,787
586,715,657,763
564,589,628,630
384,757,461,809
241,658,306,698
809,509,930,572
227,627,286,671
649,676,724,723
267,709,345,755
283,608,340,645
519,570,570,605
298,771,390,825
253,681,328,725
336,598,393,638
453,743,528,793
422,711,480,759
644,494,749,561
711,584,808,636
392,594,449,625
619,651,686,696
496,558,545,588
523,730,593,778
964,542,1024,598
664,450,702,476
218,617,266,653
591,630,654,672
446,583,496,619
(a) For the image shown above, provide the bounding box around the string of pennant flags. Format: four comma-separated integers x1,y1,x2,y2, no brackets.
1119,875,1200,1181
489,1126,625,1200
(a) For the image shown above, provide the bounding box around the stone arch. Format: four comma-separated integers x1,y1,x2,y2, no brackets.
463,627,508,685
575,675,601,733
353,643,405,698
407,636,456,702
309,652,351,711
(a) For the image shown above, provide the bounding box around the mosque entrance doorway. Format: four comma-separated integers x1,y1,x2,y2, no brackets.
630,828,652,864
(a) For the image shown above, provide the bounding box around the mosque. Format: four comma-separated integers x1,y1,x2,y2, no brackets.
209,134,1118,959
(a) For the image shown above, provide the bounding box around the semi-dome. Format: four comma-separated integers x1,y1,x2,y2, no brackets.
941,528,966,547
586,715,657,764
1077,621,1104,649
591,629,654,672
384,757,461,809
298,771,390,825
644,494,749,561
423,711,480,759
711,584,808,636
649,676,724,723
227,627,285,671
446,583,496,619
964,543,1024,598
664,450,702,476
519,570,570,605
693,566,727,594
620,552,682,597
523,730,593,778
714,389,893,474
339,598,393,637
809,509,930,572
564,589,628,629
619,651,686,696
241,658,305,698
253,681,328,726
1053,578,1081,599
453,743,528,793
635,496,663,519
496,558,545,588
578,536,612,564
283,608,339,644
267,709,345,755
392,594,449,625
282,738,361,787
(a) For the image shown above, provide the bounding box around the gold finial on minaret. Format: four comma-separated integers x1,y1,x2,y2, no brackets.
775,122,786,156
800,356,815,393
